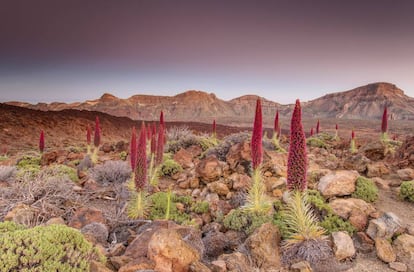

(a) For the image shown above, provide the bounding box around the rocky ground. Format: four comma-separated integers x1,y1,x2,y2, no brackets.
1,106,414,272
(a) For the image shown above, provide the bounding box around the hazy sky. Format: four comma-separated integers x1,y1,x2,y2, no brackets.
1,0,414,104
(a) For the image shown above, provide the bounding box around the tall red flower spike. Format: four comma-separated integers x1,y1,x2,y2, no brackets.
335,124,338,131
135,122,147,190
39,130,45,153
151,123,157,155
130,126,137,170
316,119,320,134
160,111,164,128
352,129,355,140
274,110,280,138
251,99,263,170
287,99,307,191
86,124,92,145
310,128,314,137
146,123,152,140
94,116,101,147
212,119,217,136
156,124,165,165
382,106,388,133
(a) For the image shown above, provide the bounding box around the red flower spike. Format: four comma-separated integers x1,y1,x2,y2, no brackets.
274,110,280,138
159,111,164,128
212,119,217,136
135,122,147,190
130,126,137,170
316,119,320,134
151,125,157,155
287,99,307,191
156,124,165,165
335,124,338,131
310,128,313,137
39,130,45,153
251,99,263,170
86,124,91,145
94,116,101,147
351,129,355,140
382,106,388,133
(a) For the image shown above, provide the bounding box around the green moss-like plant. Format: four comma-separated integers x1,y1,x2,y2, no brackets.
320,214,356,235
223,208,272,235
159,158,182,177
0,222,105,272
199,136,219,151
17,155,41,169
306,137,327,148
400,180,414,202
352,176,379,203
15,155,42,179
306,189,333,215
43,164,79,183
191,201,210,214
148,192,192,224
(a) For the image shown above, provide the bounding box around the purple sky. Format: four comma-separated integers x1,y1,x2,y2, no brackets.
1,0,414,104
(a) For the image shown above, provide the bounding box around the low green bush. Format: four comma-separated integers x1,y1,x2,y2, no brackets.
191,201,210,214
306,137,327,148
160,158,182,177
43,164,79,183
320,214,356,235
149,191,192,224
352,176,379,203
119,151,127,161
400,180,414,202
0,222,105,271
223,208,272,235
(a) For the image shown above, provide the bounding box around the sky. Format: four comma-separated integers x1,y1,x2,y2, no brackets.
1,0,414,104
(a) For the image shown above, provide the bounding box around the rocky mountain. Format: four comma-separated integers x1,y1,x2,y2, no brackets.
6,82,414,123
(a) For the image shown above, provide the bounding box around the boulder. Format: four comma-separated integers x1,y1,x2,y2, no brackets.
389,262,408,272
361,140,386,161
218,252,251,271
81,222,109,245
367,162,390,178
318,170,359,197
196,156,223,183
343,154,370,173
174,148,194,169
148,228,200,272
230,173,251,191
100,143,114,153
40,151,58,165
242,223,281,270
118,257,155,272
202,230,228,258
393,234,414,272
332,231,356,261
225,141,251,172
207,181,230,196
366,212,403,240
68,207,106,229
397,168,414,181
375,237,396,263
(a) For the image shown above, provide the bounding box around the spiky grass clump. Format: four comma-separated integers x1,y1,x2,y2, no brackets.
244,169,271,213
127,190,150,219
350,129,357,154
283,191,327,247
287,99,307,191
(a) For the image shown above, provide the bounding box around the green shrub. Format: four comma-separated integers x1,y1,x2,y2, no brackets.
191,201,210,214
0,222,105,271
149,192,192,224
320,214,356,235
306,189,333,215
400,181,414,202
17,155,41,169
160,158,182,177
223,208,272,235
15,155,41,179
199,137,219,151
352,176,378,203
306,137,327,148
42,164,79,183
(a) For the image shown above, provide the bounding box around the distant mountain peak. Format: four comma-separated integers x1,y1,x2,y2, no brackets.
100,93,118,101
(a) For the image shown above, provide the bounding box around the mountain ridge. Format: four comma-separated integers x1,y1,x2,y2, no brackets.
5,82,414,123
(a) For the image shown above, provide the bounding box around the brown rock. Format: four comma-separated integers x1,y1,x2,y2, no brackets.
332,231,356,261
196,156,223,183
375,237,396,263
243,222,281,270
68,207,106,229
189,261,212,272
367,162,390,178
109,255,132,270
211,260,227,272
202,231,228,258
218,252,251,271
343,154,370,173
329,198,375,220
108,243,126,257
148,228,200,272
397,168,414,181
393,234,414,272
40,151,58,165
226,141,251,171
230,173,251,191
366,212,403,240
290,261,313,272
100,143,114,153
4,203,38,226
207,181,230,196
186,145,203,158
348,208,368,231
389,262,408,272
90,260,113,272
318,170,358,197
174,148,194,169
118,257,155,272
45,217,65,225
361,140,386,161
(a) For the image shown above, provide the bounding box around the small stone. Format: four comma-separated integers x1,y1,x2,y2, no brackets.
332,231,356,261
68,207,106,229
46,217,65,225
389,262,408,272
108,243,126,257
375,237,396,263
211,260,227,272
